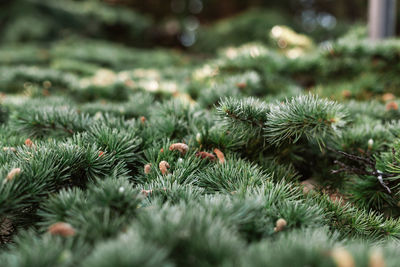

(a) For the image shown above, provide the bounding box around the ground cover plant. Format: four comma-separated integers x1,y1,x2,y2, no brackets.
2,2,400,266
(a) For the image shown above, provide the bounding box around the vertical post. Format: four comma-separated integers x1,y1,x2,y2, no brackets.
369,0,397,40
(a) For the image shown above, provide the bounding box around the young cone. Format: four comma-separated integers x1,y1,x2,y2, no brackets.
159,161,170,175
5,168,21,182
48,222,76,237
169,143,189,155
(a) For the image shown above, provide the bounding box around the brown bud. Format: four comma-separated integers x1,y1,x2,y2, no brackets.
159,161,170,175
195,151,216,161
382,93,395,102
141,189,153,197
5,168,21,182
331,247,355,267
169,143,189,155
140,116,146,124
369,249,385,267
386,101,398,111
236,82,247,89
341,90,351,98
3,147,16,152
274,218,287,232
213,148,225,164
24,138,34,148
43,80,52,89
48,222,76,237
42,89,50,96
144,163,151,175
329,117,338,123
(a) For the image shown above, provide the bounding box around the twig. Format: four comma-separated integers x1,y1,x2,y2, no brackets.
328,146,393,194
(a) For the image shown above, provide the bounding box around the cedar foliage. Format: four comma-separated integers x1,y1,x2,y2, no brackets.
2,3,400,266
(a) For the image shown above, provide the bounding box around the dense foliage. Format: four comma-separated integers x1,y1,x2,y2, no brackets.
3,2,400,266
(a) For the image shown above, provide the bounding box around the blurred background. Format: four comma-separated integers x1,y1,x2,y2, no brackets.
0,0,371,51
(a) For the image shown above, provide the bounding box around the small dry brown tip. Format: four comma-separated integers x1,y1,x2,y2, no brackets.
213,148,225,164
5,168,21,182
42,89,50,96
274,218,287,232
236,82,247,89
140,116,146,124
195,151,216,161
43,80,52,89
331,247,355,267
382,93,395,102
48,222,76,237
329,117,338,123
341,90,351,98
3,147,16,152
386,101,398,111
169,143,189,155
24,138,34,148
125,79,135,87
141,189,153,197
369,249,385,267
159,161,170,175
144,163,151,175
